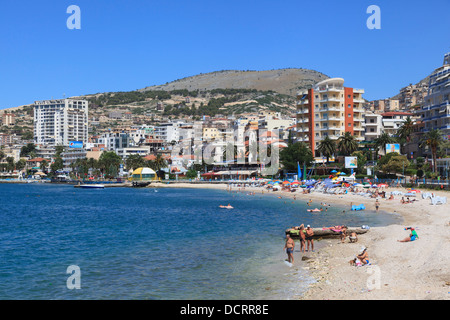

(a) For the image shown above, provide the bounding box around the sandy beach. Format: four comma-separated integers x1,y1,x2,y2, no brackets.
150,181,450,300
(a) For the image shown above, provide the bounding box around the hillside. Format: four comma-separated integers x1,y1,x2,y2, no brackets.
140,68,329,97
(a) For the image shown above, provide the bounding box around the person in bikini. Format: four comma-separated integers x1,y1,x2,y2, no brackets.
357,247,369,265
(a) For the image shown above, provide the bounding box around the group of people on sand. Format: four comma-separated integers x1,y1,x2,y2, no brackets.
322,225,358,243
284,224,315,265
400,197,418,204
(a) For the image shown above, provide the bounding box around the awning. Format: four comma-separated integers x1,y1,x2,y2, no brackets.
201,172,218,177
216,170,256,175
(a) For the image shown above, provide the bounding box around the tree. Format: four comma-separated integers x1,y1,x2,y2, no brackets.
98,151,122,178
148,154,167,172
351,151,367,174
186,167,198,179
125,154,146,171
5,156,15,172
374,132,394,154
280,142,314,172
40,160,49,173
15,159,26,171
337,132,358,156
397,116,414,143
381,154,409,175
420,129,444,173
20,143,36,157
317,136,336,164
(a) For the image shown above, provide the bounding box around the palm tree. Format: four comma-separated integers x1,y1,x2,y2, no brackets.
374,132,394,154
152,154,167,172
420,129,444,173
337,132,358,156
397,116,414,143
317,136,336,163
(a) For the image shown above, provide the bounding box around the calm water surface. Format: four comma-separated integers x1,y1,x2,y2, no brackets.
0,183,402,299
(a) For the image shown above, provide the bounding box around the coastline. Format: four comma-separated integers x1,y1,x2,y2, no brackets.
3,180,448,299
150,181,450,300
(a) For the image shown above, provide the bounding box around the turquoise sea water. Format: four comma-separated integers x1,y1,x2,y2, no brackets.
0,184,402,299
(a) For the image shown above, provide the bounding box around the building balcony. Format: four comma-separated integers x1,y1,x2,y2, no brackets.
316,86,343,93
319,97,341,103
320,106,341,112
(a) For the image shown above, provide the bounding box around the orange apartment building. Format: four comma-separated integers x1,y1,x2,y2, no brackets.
296,78,365,157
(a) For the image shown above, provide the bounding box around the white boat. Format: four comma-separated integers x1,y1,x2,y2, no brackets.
77,184,105,189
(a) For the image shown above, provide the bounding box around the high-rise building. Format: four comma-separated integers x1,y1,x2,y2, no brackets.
417,53,450,138
33,99,88,147
296,78,365,156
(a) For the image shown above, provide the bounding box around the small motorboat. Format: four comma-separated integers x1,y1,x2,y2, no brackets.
219,204,233,209
76,184,105,189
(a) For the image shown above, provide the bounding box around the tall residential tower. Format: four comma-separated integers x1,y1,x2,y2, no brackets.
33,99,88,147
417,52,450,137
296,78,365,157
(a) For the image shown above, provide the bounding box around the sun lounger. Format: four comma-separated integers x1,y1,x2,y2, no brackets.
431,196,447,205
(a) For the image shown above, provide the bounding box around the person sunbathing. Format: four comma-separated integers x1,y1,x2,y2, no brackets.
397,228,418,242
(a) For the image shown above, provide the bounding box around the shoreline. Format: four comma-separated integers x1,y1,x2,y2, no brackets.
3,180,449,299
149,181,450,300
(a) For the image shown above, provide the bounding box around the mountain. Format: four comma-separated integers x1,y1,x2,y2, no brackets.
139,68,329,97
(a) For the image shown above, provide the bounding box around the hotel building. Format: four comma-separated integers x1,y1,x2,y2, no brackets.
296,78,365,157
417,52,450,138
33,99,88,147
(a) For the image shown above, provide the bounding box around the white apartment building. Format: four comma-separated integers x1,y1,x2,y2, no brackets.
381,111,414,136
417,52,450,137
154,121,187,143
34,99,88,147
364,113,383,141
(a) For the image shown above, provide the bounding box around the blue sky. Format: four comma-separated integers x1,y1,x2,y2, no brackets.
0,0,449,109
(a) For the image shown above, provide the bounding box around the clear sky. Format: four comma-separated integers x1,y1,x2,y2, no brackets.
0,0,449,109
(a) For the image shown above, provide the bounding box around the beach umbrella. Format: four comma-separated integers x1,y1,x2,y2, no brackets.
339,172,346,175
282,181,291,185
330,170,337,173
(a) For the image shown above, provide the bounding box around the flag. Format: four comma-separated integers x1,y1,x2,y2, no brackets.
297,162,302,179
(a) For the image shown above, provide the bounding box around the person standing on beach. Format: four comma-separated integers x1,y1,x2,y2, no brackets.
298,224,306,253
305,225,314,252
284,234,295,264
375,199,380,212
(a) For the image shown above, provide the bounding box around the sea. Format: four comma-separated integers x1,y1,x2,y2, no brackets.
0,183,402,300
